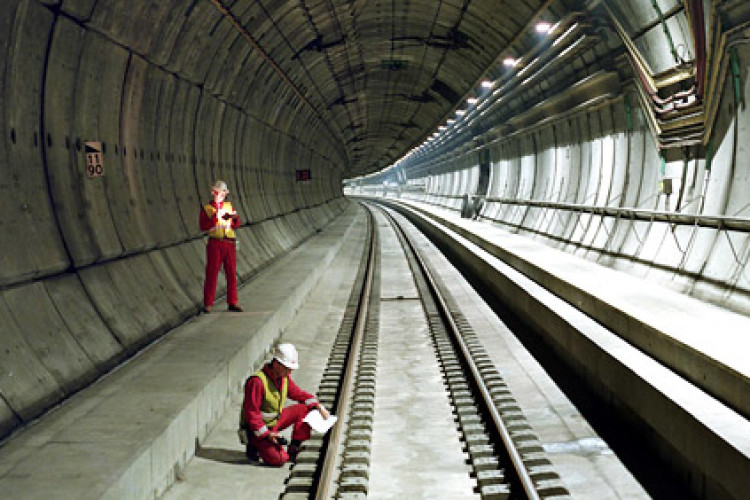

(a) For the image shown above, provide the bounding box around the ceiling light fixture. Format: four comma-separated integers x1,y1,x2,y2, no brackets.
536,21,552,34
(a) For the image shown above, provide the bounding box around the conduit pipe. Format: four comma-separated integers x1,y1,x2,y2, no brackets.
209,0,347,165
685,0,707,100
378,188,750,232
416,13,590,167
606,5,699,116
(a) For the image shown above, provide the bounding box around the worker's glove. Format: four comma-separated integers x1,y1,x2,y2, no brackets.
267,432,287,445
222,212,233,220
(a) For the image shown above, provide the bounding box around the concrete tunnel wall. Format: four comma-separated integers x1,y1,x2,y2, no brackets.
0,1,349,440
390,42,750,317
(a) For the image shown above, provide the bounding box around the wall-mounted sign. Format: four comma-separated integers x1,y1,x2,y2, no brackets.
296,169,311,182
85,141,104,178
660,178,673,195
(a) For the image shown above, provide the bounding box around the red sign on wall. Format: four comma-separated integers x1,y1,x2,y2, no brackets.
296,169,311,181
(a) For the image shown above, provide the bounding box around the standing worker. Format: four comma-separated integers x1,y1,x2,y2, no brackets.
239,343,330,466
199,180,242,313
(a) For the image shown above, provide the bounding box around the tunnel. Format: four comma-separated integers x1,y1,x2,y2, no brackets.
1,0,750,498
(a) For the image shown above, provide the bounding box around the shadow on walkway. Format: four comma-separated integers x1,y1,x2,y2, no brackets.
195,446,248,465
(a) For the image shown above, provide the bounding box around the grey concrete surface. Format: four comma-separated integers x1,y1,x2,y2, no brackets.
0,199,347,438
163,204,369,500
0,204,360,499
368,210,479,499
0,0,748,498
375,197,750,499
389,198,750,421
2,0,352,443
387,208,647,499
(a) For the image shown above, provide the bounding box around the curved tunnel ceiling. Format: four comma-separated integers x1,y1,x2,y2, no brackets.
110,0,582,178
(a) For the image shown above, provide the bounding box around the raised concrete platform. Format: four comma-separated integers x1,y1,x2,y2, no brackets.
0,203,362,499
367,196,750,500
162,204,369,500
0,200,348,441
386,207,648,499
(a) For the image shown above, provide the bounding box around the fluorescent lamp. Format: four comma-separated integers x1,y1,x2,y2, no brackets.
536,22,552,34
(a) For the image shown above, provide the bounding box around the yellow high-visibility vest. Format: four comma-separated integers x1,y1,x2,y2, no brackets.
204,201,236,239
253,369,287,428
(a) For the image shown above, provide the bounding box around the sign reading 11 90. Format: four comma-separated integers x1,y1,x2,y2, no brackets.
85,141,104,178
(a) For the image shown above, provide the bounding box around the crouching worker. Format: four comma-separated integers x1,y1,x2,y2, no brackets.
239,343,330,466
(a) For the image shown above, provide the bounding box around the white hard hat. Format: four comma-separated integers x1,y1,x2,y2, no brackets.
273,343,299,369
211,180,228,193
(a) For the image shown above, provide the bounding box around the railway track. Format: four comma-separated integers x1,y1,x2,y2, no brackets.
280,202,568,499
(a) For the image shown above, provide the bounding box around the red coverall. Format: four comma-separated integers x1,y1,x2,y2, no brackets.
199,201,241,308
242,364,319,466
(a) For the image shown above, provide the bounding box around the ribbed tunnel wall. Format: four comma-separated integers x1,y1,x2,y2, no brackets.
2,0,748,447
0,1,348,439
393,46,750,315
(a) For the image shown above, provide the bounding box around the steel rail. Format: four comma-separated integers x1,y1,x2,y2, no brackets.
313,208,377,500
379,205,541,500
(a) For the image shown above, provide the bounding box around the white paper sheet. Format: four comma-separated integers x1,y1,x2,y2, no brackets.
303,409,337,434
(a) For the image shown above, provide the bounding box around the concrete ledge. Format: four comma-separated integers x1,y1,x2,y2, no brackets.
377,198,750,421
0,200,347,442
373,197,750,500
0,203,360,499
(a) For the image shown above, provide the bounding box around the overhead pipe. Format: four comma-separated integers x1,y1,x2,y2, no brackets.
685,0,707,100
395,193,750,233
701,31,750,146
605,5,699,117
412,13,591,167
650,0,682,65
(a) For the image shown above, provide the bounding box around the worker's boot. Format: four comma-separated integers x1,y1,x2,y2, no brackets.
245,443,259,463
287,440,302,463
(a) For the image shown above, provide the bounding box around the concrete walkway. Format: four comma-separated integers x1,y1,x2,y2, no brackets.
372,196,750,499
162,206,369,499
0,203,363,500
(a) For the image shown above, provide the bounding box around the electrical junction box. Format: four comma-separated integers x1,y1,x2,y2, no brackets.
660,178,673,195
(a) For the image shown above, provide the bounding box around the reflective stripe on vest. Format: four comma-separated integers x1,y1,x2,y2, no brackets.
204,201,236,240
254,368,287,429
